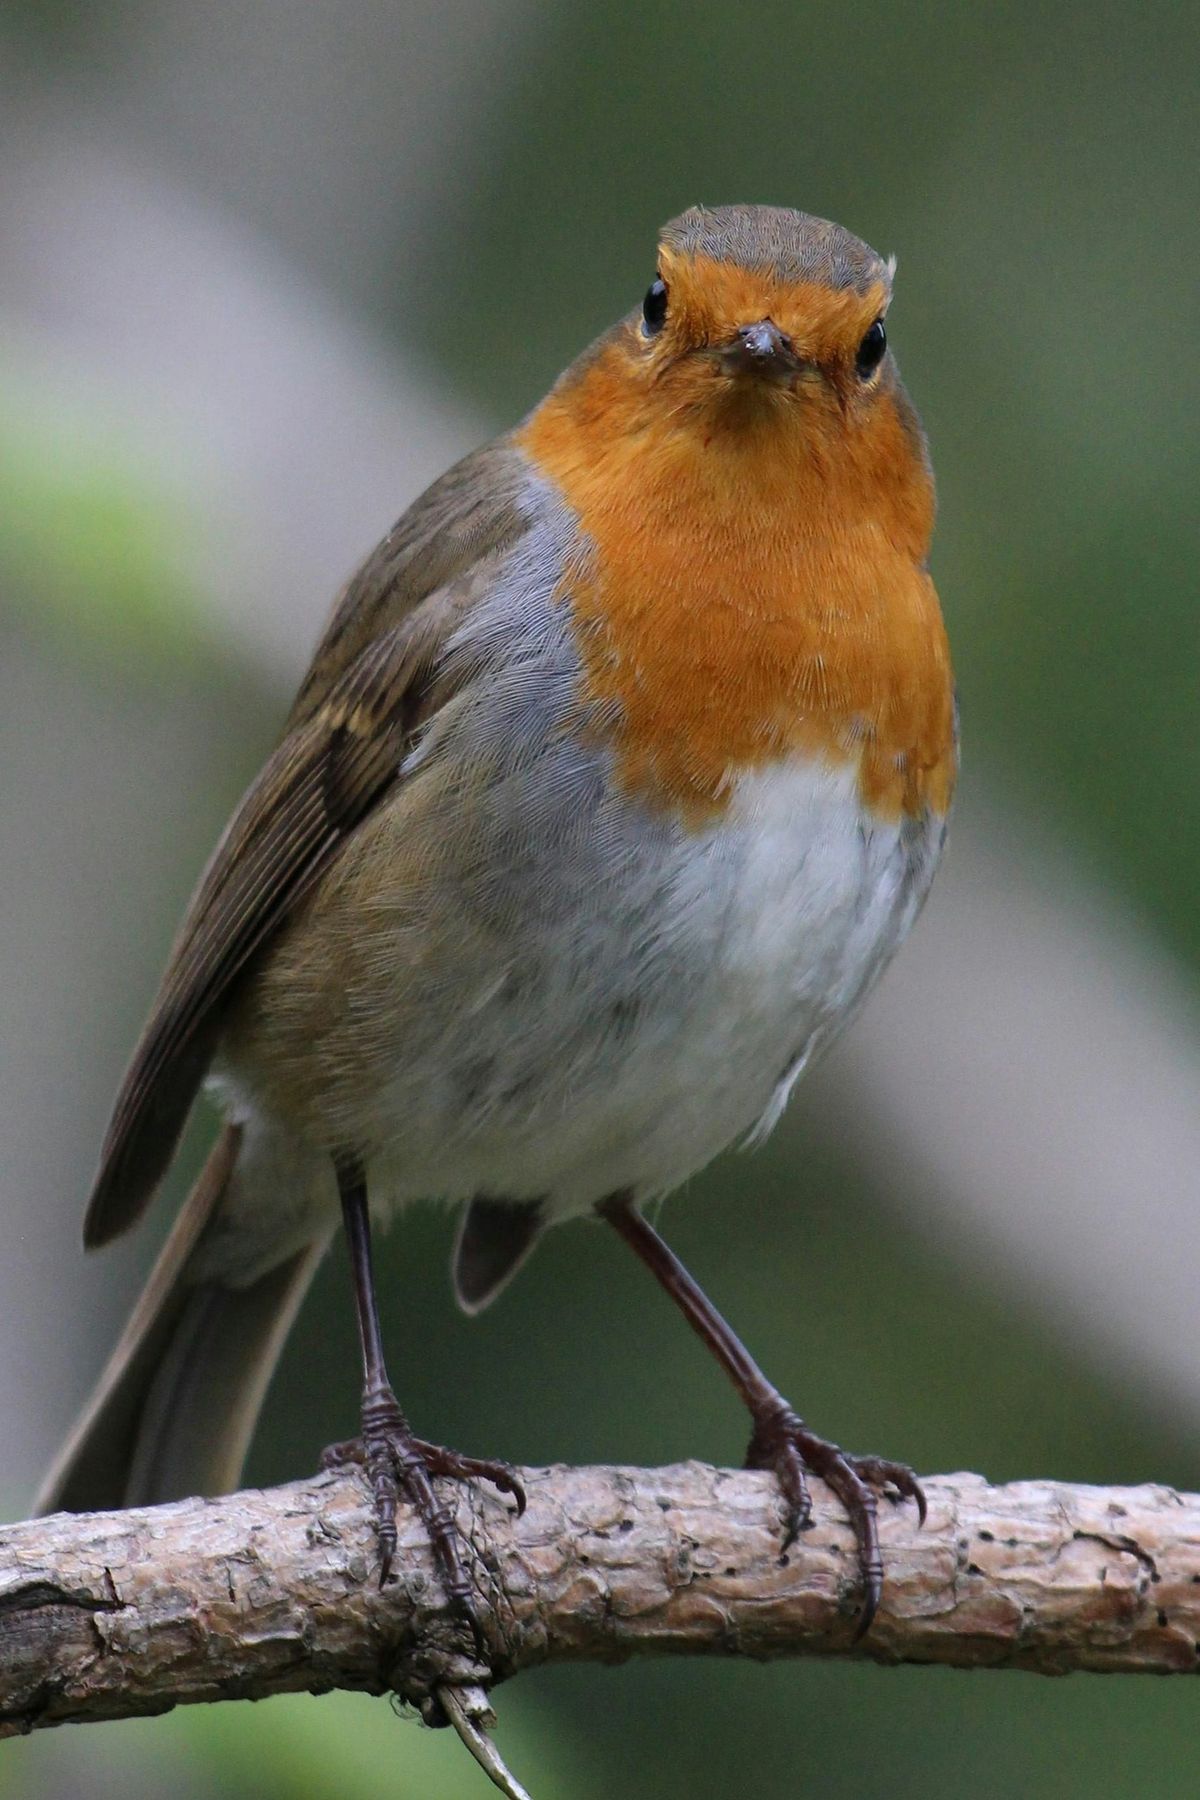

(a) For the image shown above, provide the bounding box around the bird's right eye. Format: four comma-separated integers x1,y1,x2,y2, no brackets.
642,278,668,334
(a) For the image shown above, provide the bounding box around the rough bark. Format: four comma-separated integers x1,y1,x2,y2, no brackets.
2,1463,1197,1738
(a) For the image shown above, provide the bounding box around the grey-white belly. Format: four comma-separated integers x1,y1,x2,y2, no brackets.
358,750,944,1221
207,502,948,1268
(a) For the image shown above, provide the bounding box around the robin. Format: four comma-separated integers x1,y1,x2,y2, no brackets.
38,203,956,1638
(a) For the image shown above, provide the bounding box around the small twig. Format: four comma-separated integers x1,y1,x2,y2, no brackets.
439,1683,533,1800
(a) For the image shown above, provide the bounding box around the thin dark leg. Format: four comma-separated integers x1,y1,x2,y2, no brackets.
326,1155,525,1624
597,1192,924,1638
340,1154,392,1414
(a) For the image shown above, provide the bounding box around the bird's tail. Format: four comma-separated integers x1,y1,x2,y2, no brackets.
35,1125,327,1515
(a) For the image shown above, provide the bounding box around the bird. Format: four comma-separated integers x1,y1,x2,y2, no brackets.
37,203,956,1638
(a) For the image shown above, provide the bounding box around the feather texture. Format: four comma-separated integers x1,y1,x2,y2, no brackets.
83,447,530,1247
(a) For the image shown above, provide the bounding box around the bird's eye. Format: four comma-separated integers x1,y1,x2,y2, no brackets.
855,318,887,379
642,277,668,335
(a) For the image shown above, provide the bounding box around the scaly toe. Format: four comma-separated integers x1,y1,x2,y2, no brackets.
323,1407,514,1658
745,1409,922,1638
320,1435,365,1470
411,1439,527,1516
851,1454,927,1525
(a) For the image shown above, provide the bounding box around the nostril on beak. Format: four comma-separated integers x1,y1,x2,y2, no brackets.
737,320,791,360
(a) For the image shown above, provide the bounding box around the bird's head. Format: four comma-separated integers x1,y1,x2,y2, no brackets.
631,204,896,422
525,202,932,553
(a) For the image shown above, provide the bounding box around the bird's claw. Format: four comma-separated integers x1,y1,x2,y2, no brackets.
321,1388,523,1655
745,1403,924,1640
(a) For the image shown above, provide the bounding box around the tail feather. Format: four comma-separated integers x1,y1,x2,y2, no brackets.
122,1240,324,1505
36,1125,327,1516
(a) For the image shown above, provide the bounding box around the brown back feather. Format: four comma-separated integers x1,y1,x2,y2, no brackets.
83,443,528,1248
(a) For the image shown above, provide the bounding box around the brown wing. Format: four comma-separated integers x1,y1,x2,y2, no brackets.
84,442,528,1248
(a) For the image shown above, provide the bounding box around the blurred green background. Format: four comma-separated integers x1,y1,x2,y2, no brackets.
2,0,1199,1795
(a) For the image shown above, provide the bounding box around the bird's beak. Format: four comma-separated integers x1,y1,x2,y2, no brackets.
717,319,805,381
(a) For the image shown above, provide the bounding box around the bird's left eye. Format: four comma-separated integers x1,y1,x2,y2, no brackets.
855,318,887,379
642,277,668,335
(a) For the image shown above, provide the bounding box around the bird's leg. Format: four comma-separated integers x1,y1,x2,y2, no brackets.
322,1155,524,1625
596,1192,924,1638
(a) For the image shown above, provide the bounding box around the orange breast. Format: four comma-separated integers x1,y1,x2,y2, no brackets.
517,337,956,825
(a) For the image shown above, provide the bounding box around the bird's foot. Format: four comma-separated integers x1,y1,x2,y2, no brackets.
321,1387,525,1648
744,1402,925,1640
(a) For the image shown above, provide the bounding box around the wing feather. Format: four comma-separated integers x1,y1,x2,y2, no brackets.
84,444,529,1247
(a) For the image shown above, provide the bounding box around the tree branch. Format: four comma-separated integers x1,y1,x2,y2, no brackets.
3,1463,1198,1741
